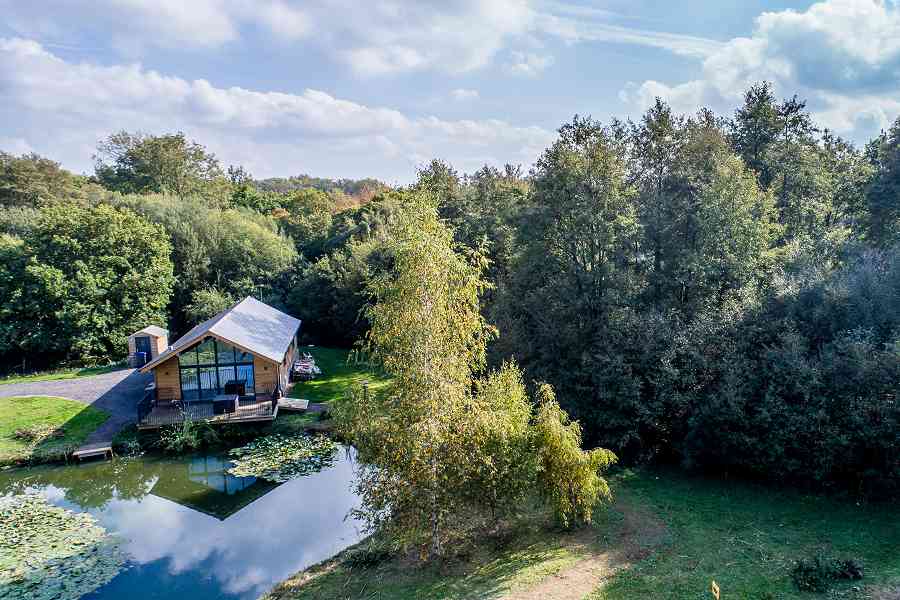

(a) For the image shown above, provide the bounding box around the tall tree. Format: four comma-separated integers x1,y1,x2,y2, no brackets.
630,99,684,305
0,203,174,366
336,189,617,556
0,152,94,207
730,82,780,188
336,189,494,557
864,116,900,247
495,116,644,449
94,131,225,199
641,108,776,315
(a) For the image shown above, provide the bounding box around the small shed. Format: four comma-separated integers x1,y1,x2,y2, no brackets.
128,325,169,367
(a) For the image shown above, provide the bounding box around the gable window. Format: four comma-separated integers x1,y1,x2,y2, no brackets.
178,338,255,401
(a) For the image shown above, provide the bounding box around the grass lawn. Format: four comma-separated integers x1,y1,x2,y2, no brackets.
0,363,127,386
267,496,639,600
0,396,109,465
594,470,900,600
288,346,391,406
266,469,900,600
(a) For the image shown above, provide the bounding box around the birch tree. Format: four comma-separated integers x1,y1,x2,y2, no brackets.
335,189,493,558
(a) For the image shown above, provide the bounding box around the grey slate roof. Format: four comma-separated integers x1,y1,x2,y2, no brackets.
140,297,301,373
133,325,168,338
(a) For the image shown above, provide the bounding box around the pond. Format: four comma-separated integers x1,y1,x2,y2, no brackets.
0,447,363,600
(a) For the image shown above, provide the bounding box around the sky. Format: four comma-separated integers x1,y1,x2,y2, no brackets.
1,0,899,184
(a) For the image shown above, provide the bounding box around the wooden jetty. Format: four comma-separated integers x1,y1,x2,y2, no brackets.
71,442,114,461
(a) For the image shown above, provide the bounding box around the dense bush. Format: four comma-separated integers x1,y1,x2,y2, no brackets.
0,203,174,368
113,193,297,334
791,553,863,592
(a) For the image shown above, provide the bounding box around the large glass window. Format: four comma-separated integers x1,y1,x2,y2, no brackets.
179,347,198,366
181,368,199,401
217,342,237,364
236,364,254,392
198,367,217,399
197,339,216,365
178,337,255,401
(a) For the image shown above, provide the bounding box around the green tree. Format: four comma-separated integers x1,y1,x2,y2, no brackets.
185,287,236,324
864,116,900,246
496,116,642,424
462,363,538,520
114,194,297,333
337,187,618,559
94,131,225,199
435,164,529,317
273,187,334,259
642,109,776,314
0,203,174,366
533,384,617,526
228,165,282,213
0,152,96,207
335,189,493,557
729,81,781,187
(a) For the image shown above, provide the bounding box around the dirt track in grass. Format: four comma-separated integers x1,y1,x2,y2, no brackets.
502,495,668,600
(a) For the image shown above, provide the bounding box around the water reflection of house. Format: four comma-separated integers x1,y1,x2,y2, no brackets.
149,455,281,520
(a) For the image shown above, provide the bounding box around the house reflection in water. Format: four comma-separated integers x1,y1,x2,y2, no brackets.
150,455,281,520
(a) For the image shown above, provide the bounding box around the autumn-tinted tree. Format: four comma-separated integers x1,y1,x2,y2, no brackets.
533,384,617,526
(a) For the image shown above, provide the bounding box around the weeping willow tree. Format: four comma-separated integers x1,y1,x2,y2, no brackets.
335,189,617,559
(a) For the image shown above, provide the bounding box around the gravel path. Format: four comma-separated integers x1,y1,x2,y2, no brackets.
0,369,153,444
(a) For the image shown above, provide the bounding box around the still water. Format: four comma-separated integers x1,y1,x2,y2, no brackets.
0,448,363,599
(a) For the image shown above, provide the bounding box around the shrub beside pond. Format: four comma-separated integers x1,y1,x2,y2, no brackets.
0,494,125,600
228,434,338,482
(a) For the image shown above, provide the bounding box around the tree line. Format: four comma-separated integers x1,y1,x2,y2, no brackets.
0,81,898,496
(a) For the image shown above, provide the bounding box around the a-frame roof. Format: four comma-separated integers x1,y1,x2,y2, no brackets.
140,297,301,373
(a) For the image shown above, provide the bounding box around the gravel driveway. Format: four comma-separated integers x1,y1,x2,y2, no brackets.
0,369,153,444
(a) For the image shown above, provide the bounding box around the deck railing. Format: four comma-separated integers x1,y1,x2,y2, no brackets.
136,386,279,428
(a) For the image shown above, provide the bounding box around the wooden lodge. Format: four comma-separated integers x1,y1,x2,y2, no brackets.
137,297,301,429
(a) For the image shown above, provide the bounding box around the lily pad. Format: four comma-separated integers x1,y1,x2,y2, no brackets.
227,434,338,482
0,493,125,600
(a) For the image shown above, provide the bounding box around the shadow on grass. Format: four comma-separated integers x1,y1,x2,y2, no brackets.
0,396,109,465
32,406,111,460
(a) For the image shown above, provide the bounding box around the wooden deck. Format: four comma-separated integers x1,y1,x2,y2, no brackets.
137,397,278,429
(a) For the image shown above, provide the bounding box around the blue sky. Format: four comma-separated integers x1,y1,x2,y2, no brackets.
1,0,899,183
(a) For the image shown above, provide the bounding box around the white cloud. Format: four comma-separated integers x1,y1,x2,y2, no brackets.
253,1,311,40
620,0,900,139
1,0,723,77
509,51,555,77
451,88,480,101
0,38,556,181
327,0,538,76
538,16,724,59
